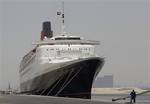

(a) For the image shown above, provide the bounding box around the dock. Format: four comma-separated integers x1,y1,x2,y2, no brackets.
0,95,121,104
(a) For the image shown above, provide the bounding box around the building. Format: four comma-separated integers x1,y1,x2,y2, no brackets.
93,75,114,88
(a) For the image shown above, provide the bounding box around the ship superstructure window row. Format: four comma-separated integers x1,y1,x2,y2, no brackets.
44,48,91,51
55,37,81,40
36,45,95,64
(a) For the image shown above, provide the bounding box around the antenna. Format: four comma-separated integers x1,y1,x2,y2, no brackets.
57,1,66,35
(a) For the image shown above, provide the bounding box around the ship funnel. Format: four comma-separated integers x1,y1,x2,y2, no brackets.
41,21,53,40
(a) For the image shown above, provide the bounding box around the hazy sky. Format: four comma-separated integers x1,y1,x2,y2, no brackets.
0,0,150,90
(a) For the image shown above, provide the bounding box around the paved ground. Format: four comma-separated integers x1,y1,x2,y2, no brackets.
0,95,121,104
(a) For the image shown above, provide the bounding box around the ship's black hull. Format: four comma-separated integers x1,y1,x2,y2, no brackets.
21,57,104,99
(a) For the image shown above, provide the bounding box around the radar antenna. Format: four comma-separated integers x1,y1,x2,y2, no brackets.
57,1,66,35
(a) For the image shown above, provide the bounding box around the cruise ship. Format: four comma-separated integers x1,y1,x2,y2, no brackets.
19,5,104,99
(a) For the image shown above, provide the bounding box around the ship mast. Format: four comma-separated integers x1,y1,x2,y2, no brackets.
57,1,66,36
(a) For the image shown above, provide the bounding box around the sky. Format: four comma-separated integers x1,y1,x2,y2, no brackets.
0,0,150,90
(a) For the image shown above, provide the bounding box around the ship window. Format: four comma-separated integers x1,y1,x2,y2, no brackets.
79,48,82,51
55,37,80,40
84,48,87,50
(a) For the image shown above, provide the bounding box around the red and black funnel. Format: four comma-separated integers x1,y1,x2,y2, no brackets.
41,21,53,40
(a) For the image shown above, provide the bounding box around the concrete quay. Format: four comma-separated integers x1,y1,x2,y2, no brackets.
0,95,122,104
